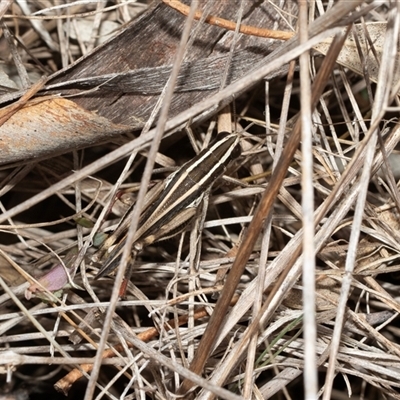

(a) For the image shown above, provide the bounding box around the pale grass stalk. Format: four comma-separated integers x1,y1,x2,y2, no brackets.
86,0,106,53
1,350,134,366
299,0,317,399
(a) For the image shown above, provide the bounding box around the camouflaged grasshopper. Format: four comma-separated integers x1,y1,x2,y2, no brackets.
93,132,241,284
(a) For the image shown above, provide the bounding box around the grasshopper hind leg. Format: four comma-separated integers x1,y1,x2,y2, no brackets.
95,250,137,298
119,255,136,298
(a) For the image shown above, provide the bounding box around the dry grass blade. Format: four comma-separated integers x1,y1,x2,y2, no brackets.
298,1,317,398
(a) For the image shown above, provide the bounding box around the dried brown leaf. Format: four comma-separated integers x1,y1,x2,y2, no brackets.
0,98,133,166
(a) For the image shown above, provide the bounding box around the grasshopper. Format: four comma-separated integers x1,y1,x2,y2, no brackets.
93,132,241,284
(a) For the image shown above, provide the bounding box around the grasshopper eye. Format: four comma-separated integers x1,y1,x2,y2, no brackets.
216,132,241,161
231,140,241,160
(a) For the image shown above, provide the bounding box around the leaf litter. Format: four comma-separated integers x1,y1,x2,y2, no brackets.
0,1,400,399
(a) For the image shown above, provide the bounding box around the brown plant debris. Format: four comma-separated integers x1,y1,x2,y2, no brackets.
1,1,400,400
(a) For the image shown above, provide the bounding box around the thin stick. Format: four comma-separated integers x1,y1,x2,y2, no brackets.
162,0,293,40
0,76,47,125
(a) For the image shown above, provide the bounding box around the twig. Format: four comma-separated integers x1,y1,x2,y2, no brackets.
162,0,294,40
0,76,47,125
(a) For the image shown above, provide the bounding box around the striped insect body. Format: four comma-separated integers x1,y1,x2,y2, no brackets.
94,132,241,279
